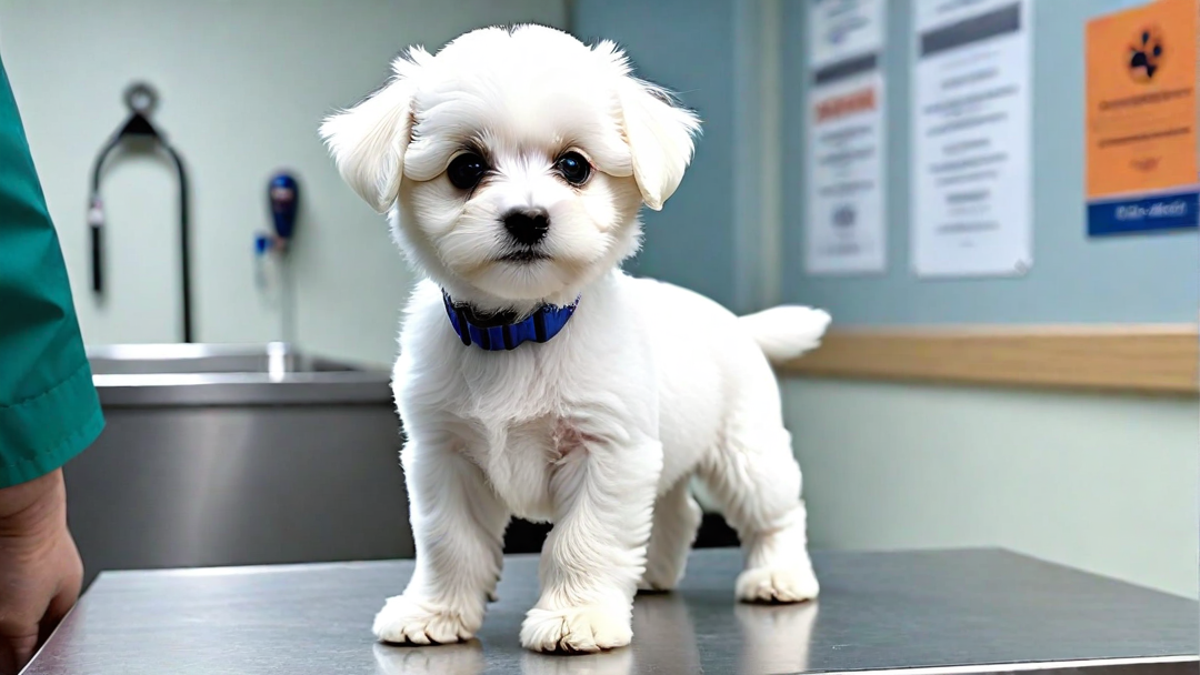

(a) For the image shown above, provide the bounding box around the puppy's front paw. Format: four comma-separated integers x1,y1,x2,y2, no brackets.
736,566,820,604
520,605,633,653
373,595,478,645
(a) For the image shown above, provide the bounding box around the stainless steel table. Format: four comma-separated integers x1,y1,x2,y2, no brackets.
23,548,1198,675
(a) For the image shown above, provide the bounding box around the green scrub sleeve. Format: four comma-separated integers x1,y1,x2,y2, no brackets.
0,56,104,488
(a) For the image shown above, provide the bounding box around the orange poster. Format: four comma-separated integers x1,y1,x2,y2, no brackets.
1086,0,1198,235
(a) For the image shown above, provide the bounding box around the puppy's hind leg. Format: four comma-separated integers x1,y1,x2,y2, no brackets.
697,422,819,604
638,475,703,593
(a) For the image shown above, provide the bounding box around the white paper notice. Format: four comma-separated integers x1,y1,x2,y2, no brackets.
911,0,1032,278
806,0,888,275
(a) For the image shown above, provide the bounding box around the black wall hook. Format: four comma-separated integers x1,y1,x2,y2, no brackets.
115,82,160,140
124,82,157,115
88,81,194,343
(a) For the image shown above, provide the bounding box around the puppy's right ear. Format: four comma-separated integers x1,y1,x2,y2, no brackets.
616,77,701,212
320,54,424,213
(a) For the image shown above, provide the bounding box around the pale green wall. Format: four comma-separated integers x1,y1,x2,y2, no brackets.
784,378,1199,598
0,0,568,366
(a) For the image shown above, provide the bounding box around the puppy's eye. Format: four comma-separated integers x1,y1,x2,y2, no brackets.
447,153,488,190
555,151,592,186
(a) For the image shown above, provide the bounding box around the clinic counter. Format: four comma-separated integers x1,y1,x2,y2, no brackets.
24,548,1198,675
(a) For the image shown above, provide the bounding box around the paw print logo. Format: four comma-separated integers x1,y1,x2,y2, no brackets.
1128,26,1164,83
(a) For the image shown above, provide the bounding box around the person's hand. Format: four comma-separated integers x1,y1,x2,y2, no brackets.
0,470,83,675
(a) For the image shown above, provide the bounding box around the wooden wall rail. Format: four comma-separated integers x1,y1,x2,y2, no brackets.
781,324,1199,396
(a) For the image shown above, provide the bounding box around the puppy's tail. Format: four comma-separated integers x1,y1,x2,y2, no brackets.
738,306,832,365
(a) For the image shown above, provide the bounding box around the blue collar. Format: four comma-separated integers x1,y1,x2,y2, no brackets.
442,291,579,351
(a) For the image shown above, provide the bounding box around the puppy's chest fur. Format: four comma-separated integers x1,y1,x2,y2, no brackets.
416,342,611,523
466,412,594,522
399,280,653,523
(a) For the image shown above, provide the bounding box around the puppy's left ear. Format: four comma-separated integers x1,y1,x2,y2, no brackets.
617,79,701,211
320,54,425,213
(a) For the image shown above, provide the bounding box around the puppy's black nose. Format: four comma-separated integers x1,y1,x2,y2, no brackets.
503,210,550,245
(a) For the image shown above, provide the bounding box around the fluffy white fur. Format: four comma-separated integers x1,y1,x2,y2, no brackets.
321,24,830,654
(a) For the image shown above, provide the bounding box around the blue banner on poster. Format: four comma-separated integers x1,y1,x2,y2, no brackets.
1087,188,1199,236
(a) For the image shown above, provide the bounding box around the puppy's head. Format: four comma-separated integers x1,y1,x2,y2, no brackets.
320,24,700,308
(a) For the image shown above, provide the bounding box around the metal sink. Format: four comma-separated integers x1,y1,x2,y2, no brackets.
87,342,357,376
86,342,393,407
68,343,413,587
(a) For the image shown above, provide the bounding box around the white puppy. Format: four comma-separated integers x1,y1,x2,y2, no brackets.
321,24,830,654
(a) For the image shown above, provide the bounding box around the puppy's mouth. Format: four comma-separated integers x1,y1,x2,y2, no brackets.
498,248,552,264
